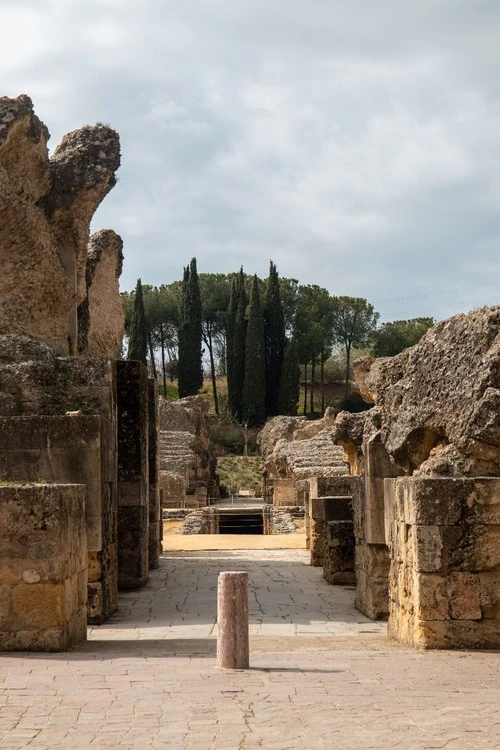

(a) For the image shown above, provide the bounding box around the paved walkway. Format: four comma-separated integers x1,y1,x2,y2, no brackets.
0,550,499,749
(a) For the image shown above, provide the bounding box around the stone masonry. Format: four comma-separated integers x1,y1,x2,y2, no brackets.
0,339,119,625
0,483,87,651
0,95,121,354
0,414,118,624
159,396,218,508
148,379,162,569
117,360,150,589
77,229,125,357
386,476,500,649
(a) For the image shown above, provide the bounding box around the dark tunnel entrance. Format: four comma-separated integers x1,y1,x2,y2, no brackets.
218,513,264,535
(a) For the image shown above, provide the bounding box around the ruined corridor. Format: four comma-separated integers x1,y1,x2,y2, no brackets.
1,549,499,749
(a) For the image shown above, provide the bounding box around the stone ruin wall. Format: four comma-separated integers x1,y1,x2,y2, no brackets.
329,306,500,646
158,396,218,508
77,229,125,357
0,484,88,652
0,97,162,651
258,411,349,507
0,95,123,356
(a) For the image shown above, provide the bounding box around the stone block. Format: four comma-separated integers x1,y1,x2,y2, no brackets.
365,507,386,545
0,483,87,651
310,519,326,567
117,361,149,590
414,526,443,572
448,572,482,620
388,476,500,648
309,475,359,499
273,479,298,506
397,477,465,525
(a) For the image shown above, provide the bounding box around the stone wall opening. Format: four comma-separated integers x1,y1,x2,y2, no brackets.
218,512,264,535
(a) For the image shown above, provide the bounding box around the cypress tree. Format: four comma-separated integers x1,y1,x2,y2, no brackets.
241,274,266,426
232,268,247,420
278,339,300,415
178,258,203,397
226,276,239,415
264,260,285,416
127,278,148,365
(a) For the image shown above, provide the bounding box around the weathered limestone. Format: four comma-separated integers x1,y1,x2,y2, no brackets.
0,414,118,624
260,421,348,482
258,412,349,508
0,484,87,651
77,230,124,357
353,438,404,620
158,396,218,507
310,496,355,584
0,338,119,624
386,477,500,649
358,307,500,476
271,478,299,506
308,476,358,571
0,95,120,354
148,379,162,569
117,361,149,589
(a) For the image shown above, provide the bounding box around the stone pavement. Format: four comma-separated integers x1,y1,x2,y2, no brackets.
0,549,499,749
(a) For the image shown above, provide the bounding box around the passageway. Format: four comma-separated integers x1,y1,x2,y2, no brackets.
89,549,385,643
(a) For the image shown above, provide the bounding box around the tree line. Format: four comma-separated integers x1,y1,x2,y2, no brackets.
124,260,433,424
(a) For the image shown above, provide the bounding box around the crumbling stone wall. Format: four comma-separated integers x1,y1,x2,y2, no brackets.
159,396,218,507
357,307,500,477
258,412,349,506
116,361,149,589
0,95,120,353
0,335,119,624
148,380,162,569
309,477,358,582
336,307,500,645
386,477,500,649
77,229,124,357
0,484,87,651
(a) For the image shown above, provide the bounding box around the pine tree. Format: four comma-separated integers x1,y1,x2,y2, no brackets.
178,258,203,397
127,278,148,365
241,274,266,426
264,260,285,416
278,339,300,415
232,268,247,420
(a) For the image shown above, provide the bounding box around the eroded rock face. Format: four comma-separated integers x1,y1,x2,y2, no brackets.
77,230,124,357
354,307,500,476
0,95,120,353
158,396,218,506
258,412,349,481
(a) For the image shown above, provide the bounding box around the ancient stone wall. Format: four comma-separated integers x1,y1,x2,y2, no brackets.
258,413,349,512
271,478,299,506
0,414,118,624
117,361,149,589
0,96,120,354
386,477,500,648
0,484,87,651
336,307,500,642
357,307,500,477
158,396,218,507
148,379,161,569
77,230,124,357
0,336,119,624
309,476,358,583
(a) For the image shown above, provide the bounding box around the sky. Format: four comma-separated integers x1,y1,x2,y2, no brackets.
1,0,499,322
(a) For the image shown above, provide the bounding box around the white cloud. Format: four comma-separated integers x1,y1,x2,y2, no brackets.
1,0,500,321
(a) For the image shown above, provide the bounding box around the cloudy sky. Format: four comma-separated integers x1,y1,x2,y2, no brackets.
2,0,499,321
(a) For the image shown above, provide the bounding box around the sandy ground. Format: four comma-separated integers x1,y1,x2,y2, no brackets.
163,525,307,551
